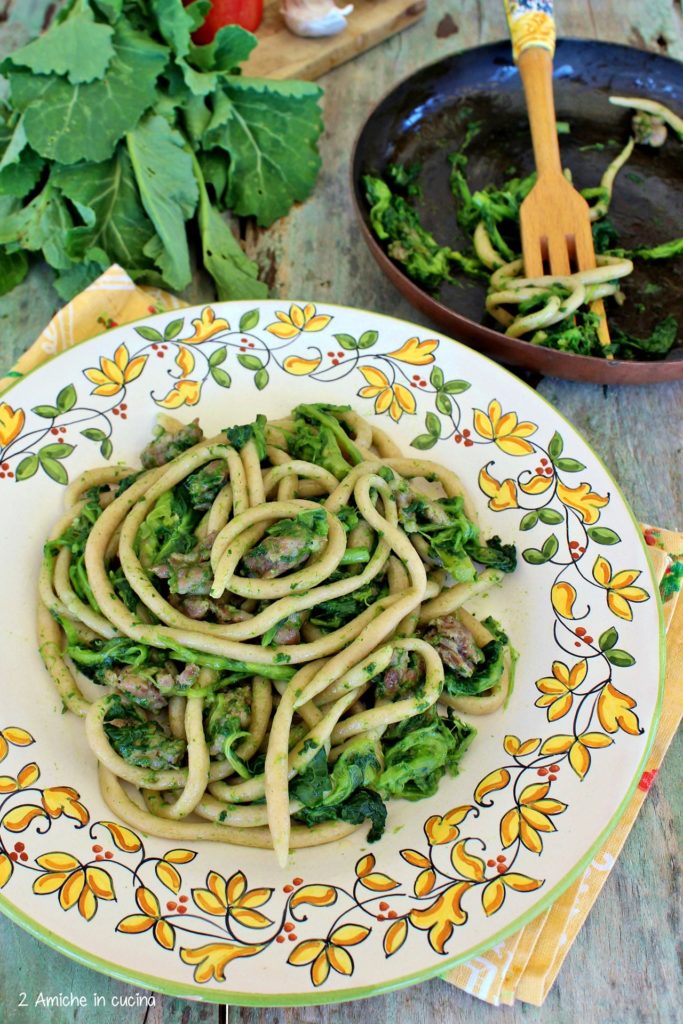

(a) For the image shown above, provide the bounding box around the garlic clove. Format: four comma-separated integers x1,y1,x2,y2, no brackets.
282,0,354,39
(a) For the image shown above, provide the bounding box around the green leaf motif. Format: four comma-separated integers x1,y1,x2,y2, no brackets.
9,26,168,164
205,78,323,226
598,627,619,652
127,115,198,291
4,5,116,85
31,405,59,419
240,309,260,332
443,380,471,395
435,392,452,416
254,368,269,390
605,649,635,668
136,326,163,342
57,384,77,414
425,412,441,437
164,318,184,341
358,330,378,349
211,367,232,388
40,457,68,484
429,366,444,389
40,443,75,461
15,454,39,481
541,534,559,560
334,333,357,351
538,508,564,525
520,511,539,531
410,434,438,451
521,547,547,565
209,346,227,367
554,457,586,473
101,438,113,459
587,526,621,545
548,431,564,460
238,354,264,371
81,428,107,442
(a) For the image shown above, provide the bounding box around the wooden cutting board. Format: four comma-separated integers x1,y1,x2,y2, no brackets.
242,0,427,80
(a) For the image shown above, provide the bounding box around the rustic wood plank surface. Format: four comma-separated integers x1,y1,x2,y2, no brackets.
0,1,681,1022
242,0,427,81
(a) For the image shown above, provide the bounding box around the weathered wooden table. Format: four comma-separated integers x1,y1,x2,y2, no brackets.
1,2,681,1022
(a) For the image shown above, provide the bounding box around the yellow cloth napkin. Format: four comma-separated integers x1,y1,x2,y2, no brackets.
2,265,681,1006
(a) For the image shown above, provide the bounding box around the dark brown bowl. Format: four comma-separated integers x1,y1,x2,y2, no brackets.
351,39,683,384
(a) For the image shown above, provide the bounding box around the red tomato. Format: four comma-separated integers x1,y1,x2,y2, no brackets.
188,0,264,43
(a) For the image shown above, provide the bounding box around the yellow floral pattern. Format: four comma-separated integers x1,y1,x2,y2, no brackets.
592,555,649,621
0,301,657,994
473,400,538,455
84,343,147,397
266,303,332,339
478,464,519,511
357,366,416,422
0,402,25,447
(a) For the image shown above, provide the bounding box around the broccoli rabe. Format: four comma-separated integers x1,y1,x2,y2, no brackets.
376,709,475,801
291,737,387,842
103,695,186,770
224,414,267,458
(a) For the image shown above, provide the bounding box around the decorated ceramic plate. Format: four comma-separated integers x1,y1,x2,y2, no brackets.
0,301,663,1005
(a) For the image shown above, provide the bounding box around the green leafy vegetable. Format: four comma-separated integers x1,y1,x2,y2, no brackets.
103,694,186,769
225,413,267,457
6,1,116,85
136,486,199,567
45,487,103,610
364,130,682,361
204,78,323,226
0,0,324,299
376,709,475,801
464,535,517,573
291,737,387,842
310,581,385,631
126,114,198,291
363,174,484,291
285,405,363,481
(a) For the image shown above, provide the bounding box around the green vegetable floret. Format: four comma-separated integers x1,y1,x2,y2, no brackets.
224,414,267,459
363,174,484,291
285,404,364,480
136,485,200,568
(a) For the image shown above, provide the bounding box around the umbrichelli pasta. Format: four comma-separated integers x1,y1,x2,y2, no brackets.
38,405,517,865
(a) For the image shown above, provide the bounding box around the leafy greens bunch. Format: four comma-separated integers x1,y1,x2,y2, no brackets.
0,0,325,301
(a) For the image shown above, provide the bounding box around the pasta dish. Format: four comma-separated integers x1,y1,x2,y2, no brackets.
364,97,683,359
38,405,516,865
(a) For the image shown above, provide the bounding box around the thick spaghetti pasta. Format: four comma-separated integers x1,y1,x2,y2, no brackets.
39,405,517,865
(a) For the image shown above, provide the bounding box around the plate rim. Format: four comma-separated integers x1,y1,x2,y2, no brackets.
0,299,667,1005
350,36,683,385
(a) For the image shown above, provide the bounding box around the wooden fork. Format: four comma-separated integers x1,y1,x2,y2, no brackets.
504,0,612,352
